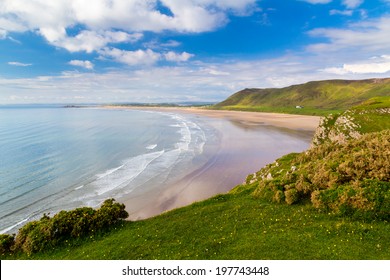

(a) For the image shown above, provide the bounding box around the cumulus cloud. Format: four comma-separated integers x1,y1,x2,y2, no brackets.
8,61,32,67
0,0,257,46
39,29,143,53
68,60,94,70
0,0,257,66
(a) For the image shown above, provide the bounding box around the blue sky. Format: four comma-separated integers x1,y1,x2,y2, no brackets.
1,0,390,104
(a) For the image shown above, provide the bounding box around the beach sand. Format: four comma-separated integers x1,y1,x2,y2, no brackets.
112,107,321,220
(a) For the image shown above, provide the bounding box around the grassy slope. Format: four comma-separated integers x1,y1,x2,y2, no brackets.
350,96,390,133
8,188,390,260
213,78,390,116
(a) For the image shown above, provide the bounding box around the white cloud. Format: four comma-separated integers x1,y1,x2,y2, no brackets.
0,0,257,46
68,60,94,70
144,39,182,50
3,52,390,104
342,0,364,9
161,40,181,48
164,51,194,62
99,48,194,65
0,0,257,69
8,61,32,67
299,0,332,4
100,48,161,66
322,55,390,74
39,29,143,53
307,16,390,53
330,9,353,16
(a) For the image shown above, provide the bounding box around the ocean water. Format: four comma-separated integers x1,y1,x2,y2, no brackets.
0,106,212,233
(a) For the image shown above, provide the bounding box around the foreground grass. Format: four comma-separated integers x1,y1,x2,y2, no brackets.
5,185,389,260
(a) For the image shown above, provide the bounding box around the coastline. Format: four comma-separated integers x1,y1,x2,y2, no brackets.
108,106,321,220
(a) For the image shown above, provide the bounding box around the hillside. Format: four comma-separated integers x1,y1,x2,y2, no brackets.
214,78,390,115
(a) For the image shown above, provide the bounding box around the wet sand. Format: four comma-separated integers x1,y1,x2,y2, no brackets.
111,107,320,220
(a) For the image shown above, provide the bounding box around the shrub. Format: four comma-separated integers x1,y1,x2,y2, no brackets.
311,180,390,220
93,198,129,229
253,130,390,220
13,199,129,255
0,234,15,255
50,207,96,239
273,190,285,203
285,189,299,205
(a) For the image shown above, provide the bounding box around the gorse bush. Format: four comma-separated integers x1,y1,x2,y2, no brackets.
252,130,390,220
311,180,390,220
2,199,128,256
0,234,15,256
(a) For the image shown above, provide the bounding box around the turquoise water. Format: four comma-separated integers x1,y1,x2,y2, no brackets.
0,106,211,233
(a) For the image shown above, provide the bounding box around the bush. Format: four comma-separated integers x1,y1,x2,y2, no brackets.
13,199,129,255
311,180,390,220
0,234,15,255
94,198,129,229
285,189,299,205
253,130,390,220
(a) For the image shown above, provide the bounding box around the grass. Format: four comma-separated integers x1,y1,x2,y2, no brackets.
4,186,389,260
351,96,390,133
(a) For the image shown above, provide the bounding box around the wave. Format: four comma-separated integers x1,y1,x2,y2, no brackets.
146,144,157,150
96,164,125,180
80,150,166,197
0,217,30,234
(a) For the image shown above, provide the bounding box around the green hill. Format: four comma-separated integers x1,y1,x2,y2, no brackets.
214,78,390,115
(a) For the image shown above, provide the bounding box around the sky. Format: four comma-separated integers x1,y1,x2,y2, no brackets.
0,0,390,104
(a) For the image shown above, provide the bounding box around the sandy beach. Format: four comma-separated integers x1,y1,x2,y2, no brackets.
106,106,320,131
110,107,321,220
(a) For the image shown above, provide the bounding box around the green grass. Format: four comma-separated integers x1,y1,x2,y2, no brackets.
4,186,389,260
351,96,390,133
214,78,390,115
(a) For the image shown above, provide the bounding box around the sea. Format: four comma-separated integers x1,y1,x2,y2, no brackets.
0,105,215,234
0,105,313,234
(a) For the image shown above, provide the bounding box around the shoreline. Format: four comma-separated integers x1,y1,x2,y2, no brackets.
104,105,321,131
109,106,321,220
